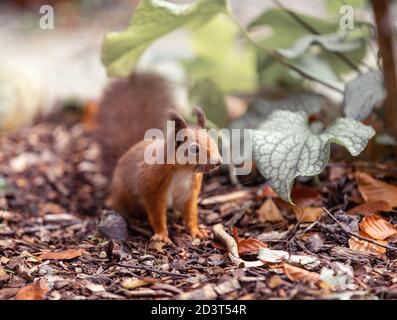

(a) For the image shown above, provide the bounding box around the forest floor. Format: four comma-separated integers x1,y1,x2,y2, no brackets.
1,110,397,300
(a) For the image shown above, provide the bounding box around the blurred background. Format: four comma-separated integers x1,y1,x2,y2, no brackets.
0,0,379,133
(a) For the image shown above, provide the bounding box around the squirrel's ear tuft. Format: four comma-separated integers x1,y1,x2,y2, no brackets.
168,109,187,133
195,106,206,128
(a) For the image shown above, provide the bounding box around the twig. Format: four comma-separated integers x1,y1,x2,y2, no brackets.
115,263,189,278
288,211,326,243
322,207,397,252
272,0,364,73
212,223,264,267
228,13,344,94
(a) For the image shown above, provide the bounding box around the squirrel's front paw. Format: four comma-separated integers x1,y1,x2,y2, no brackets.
151,233,172,244
189,226,209,239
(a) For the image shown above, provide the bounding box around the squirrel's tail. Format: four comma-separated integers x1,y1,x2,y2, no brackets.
96,72,177,176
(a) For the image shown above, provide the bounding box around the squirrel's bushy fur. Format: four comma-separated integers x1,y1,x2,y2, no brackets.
96,73,177,176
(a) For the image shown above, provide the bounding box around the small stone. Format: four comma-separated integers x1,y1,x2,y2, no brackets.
305,233,324,253
98,211,128,241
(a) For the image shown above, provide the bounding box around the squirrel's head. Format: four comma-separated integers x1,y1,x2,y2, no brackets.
168,107,222,173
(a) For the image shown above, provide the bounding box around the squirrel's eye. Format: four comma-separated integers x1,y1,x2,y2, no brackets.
189,143,199,154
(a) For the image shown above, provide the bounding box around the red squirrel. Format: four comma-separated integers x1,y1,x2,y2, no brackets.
96,73,222,242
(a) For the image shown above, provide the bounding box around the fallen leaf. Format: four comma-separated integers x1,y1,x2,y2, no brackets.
40,249,84,260
348,234,386,256
16,280,48,300
319,264,354,290
257,248,320,268
291,185,322,207
0,266,8,278
359,215,397,240
347,200,394,216
232,228,267,255
292,207,324,223
268,275,284,289
257,198,286,223
257,248,289,263
288,255,321,269
355,172,397,207
261,185,278,198
121,277,156,290
39,202,65,215
283,263,320,283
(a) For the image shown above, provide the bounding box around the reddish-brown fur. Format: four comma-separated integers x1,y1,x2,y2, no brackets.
96,73,177,176
97,73,222,242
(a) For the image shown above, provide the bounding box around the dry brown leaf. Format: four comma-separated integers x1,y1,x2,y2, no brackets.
359,215,397,240
0,267,8,277
40,248,84,260
355,172,397,207
257,198,286,223
261,185,278,198
292,207,324,223
282,263,320,283
232,228,267,256
237,239,267,256
348,234,386,256
291,185,322,207
347,201,394,216
39,202,65,215
16,280,48,300
268,275,284,289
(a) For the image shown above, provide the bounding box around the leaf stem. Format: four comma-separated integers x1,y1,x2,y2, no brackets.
227,13,344,94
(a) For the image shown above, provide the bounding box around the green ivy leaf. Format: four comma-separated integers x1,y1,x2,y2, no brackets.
101,0,228,77
251,110,375,203
344,70,385,120
277,32,362,59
